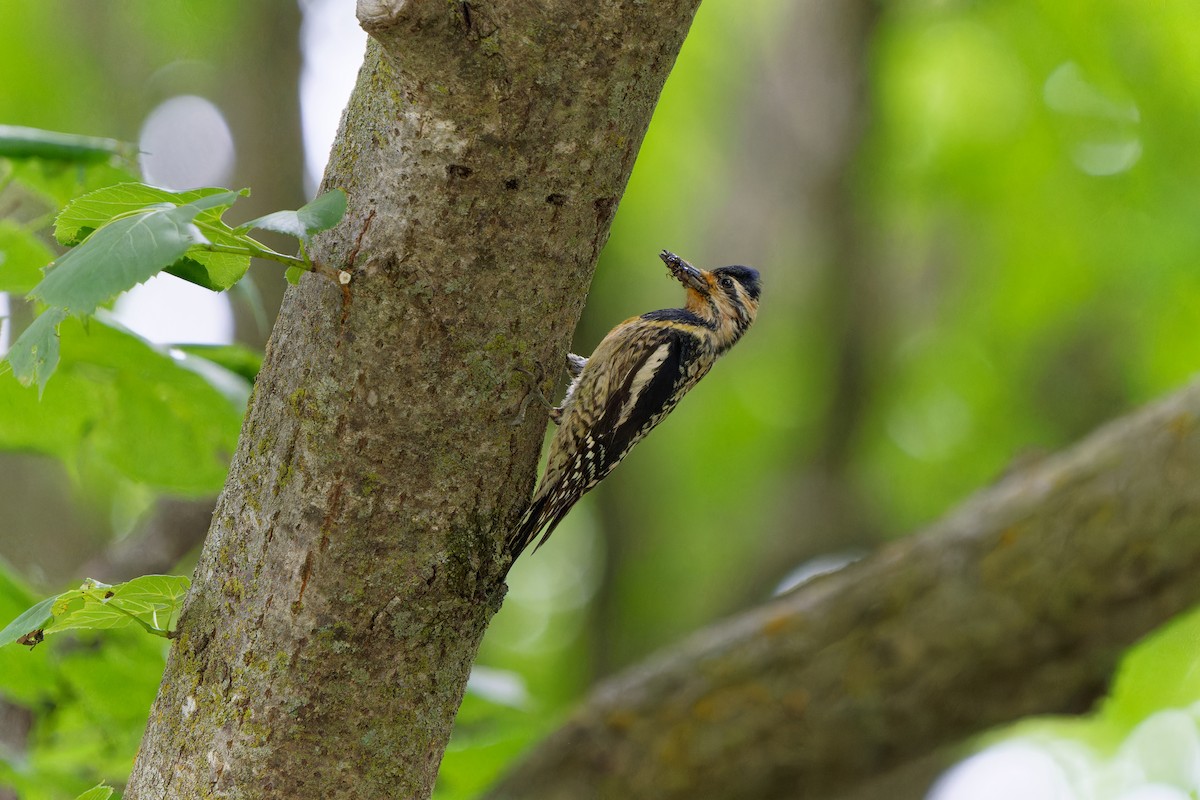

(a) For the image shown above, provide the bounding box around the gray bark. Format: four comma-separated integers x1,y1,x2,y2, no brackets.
486,379,1200,800
124,1,702,797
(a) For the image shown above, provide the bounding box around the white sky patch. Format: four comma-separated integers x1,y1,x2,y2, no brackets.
112,273,234,345
466,666,530,709
139,95,235,190
300,0,368,191
927,742,1077,800
0,293,9,352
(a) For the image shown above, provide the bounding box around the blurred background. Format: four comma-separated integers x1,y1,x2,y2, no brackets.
2,0,1200,798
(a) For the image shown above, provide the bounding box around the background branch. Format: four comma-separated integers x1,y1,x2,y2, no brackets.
487,379,1200,800
80,497,215,583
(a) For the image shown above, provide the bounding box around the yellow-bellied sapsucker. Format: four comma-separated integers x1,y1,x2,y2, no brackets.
508,249,761,559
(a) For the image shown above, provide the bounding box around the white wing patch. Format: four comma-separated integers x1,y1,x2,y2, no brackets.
616,342,672,429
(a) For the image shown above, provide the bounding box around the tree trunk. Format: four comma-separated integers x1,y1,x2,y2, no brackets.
124,2,702,797
485,379,1200,800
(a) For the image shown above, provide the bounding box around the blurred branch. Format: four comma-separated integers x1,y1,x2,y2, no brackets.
723,0,886,601
486,379,1200,800
0,702,32,800
221,0,305,347
80,497,215,582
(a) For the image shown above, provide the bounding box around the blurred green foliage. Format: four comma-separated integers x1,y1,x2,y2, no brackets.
0,569,167,799
1,0,1200,798
862,1,1200,529
932,607,1200,799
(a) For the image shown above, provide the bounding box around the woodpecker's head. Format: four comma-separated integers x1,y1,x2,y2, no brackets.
660,250,760,345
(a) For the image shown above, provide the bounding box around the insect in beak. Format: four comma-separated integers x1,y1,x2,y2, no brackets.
660,250,709,294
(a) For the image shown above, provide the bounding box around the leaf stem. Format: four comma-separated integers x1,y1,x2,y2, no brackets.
193,241,343,282
194,241,305,267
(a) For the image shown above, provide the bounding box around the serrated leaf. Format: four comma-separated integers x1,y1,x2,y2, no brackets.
237,188,347,239
0,124,131,164
236,210,305,238
298,188,347,233
42,575,188,637
110,575,190,630
0,595,56,648
74,785,115,800
34,208,200,314
54,183,242,246
167,197,261,291
0,220,54,293
5,307,68,395
33,193,241,315
181,189,246,214
165,247,250,292
52,182,254,292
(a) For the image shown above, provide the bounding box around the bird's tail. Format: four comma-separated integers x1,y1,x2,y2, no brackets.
507,490,574,562
507,494,549,560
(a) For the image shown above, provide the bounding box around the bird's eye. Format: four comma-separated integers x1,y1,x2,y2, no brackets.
719,277,734,290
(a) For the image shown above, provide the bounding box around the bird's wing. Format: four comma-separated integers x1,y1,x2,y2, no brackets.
589,321,704,475
511,318,708,558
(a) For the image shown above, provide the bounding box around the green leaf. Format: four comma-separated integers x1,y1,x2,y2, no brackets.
285,265,305,285
163,189,255,291
53,182,254,292
6,158,137,210
1102,605,1200,731
33,191,242,315
0,595,56,648
54,183,239,246
0,220,54,293
237,188,347,239
74,785,115,800
36,208,198,313
110,574,190,630
170,205,255,291
298,188,348,233
0,124,131,164
26,575,191,640
0,564,53,701
5,306,68,396
0,317,244,492
42,592,133,635
163,248,250,292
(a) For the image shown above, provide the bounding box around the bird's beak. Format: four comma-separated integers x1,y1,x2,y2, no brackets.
660,250,709,294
